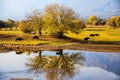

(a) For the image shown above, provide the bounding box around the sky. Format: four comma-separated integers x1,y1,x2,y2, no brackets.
0,0,120,21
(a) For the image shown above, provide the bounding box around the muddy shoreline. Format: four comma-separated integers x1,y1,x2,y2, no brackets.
1,43,120,53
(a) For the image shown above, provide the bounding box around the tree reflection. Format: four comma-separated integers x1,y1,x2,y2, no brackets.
26,50,84,80
26,51,47,73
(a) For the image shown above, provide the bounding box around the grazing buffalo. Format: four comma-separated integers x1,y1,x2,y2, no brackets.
84,37,90,41
95,34,100,36
32,36,39,40
89,33,100,37
89,34,95,37
15,37,24,41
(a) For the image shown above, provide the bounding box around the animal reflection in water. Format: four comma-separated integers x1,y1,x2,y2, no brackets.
25,50,84,80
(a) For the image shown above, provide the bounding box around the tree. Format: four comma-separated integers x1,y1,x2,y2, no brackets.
97,18,107,25
18,20,34,33
26,10,43,36
108,16,120,28
70,19,85,34
86,16,98,25
43,4,84,38
0,20,6,30
115,16,120,27
6,18,14,30
14,21,19,30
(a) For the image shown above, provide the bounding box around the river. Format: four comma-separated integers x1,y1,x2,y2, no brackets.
0,50,120,80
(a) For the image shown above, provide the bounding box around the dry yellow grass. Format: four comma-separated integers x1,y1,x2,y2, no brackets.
65,28,120,41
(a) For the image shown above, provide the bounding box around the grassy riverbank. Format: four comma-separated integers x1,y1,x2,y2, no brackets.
0,27,120,52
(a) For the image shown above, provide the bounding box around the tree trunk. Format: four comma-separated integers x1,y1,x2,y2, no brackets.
5,28,7,31
10,27,12,30
38,28,42,36
38,31,42,36
57,32,63,38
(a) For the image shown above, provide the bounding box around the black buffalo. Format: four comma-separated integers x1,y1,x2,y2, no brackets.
89,34,95,37
15,37,24,41
84,37,90,41
32,36,39,40
95,34,100,36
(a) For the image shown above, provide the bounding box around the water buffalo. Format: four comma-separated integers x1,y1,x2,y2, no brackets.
84,37,90,41
32,36,39,40
95,34,100,36
89,34,95,37
15,37,24,41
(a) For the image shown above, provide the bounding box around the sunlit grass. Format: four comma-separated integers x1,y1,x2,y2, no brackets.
49,41,67,45
65,28,120,41
0,28,120,45
0,40,49,45
0,31,23,35
0,40,67,45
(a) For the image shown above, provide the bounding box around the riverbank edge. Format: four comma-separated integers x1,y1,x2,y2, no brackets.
1,43,120,53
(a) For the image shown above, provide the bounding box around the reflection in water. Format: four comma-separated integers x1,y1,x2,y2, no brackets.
0,50,120,80
26,51,47,73
26,50,84,80
15,51,24,54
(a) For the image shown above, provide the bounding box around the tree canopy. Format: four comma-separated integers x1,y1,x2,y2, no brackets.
108,16,120,28
26,10,43,36
0,20,6,28
6,18,14,30
86,16,98,25
18,20,34,33
43,4,85,38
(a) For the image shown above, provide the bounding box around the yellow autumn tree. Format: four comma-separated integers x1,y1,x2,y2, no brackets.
43,4,85,38
18,20,34,33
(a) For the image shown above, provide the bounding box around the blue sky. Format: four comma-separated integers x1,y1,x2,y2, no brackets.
0,0,120,21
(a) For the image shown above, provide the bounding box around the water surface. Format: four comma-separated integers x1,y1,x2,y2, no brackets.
0,50,120,80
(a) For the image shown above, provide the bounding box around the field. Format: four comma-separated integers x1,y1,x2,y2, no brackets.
65,28,120,42
0,27,120,45
0,27,120,52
